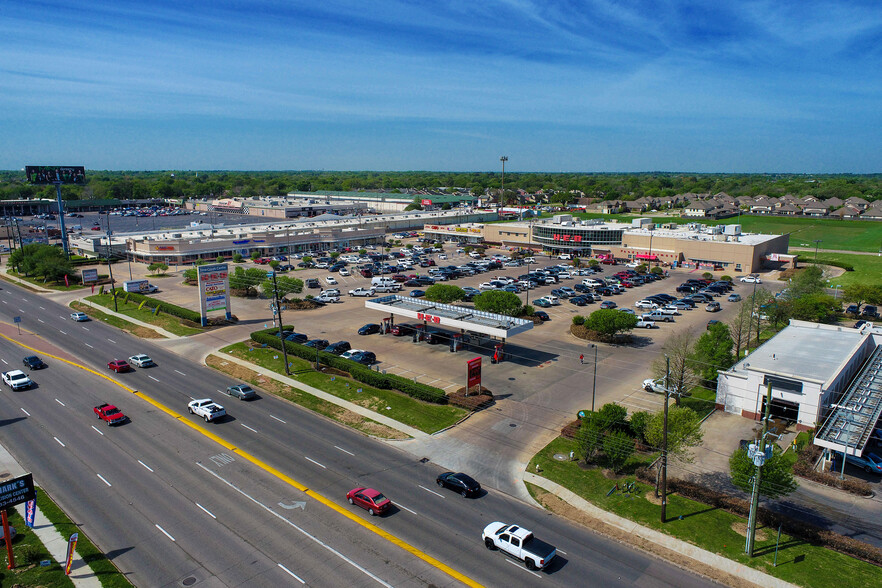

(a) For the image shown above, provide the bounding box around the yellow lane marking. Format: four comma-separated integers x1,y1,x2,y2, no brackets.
0,329,483,588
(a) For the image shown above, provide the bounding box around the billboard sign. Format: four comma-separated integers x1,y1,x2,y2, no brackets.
0,473,36,509
25,166,86,185
81,268,99,284
197,263,231,325
421,199,433,206
467,357,482,393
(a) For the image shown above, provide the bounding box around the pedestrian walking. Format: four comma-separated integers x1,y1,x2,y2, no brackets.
579,354,584,364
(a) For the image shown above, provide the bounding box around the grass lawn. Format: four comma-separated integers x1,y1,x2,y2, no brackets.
85,294,204,336
69,301,166,339
4,270,82,292
681,386,717,420
218,342,467,434
802,252,882,288
530,437,881,588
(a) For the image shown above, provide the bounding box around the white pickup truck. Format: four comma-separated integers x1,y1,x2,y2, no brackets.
187,399,226,422
348,287,376,297
482,522,557,570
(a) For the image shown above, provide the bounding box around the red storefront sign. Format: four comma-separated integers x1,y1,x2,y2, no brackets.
467,357,482,391
417,312,441,324
552,234,582,242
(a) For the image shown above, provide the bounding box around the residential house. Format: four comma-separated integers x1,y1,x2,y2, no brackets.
776,203,801,216
801,202,830,217
845,196,870,210
683,200,716,218
830,206,861,220
825,197,844,209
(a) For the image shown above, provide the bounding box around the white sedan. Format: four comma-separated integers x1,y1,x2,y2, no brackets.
326,276,338,285
128,354,155,368
479,282,498,291
643,378,665,393
70,312,90,322
340,349,366,360
339,268,350,276
740,275,762,283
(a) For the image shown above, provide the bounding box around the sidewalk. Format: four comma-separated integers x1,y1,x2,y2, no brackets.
0,444,101,586
525,472,798,588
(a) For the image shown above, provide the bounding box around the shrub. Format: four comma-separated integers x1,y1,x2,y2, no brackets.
116,289,202,323
572,315,585,326
233,253,244,263
629,410,652,443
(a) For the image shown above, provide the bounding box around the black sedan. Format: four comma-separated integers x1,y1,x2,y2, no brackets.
533,311,550,321
284,333,309,344
436,472,481,497
358,324,381,335
304,339,329,350
22,356,47,370
568,296,589,306
350,351,377,365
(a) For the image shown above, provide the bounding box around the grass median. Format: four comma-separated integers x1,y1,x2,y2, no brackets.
70,301,165,339
85,293,203,336
529,437,881,588
216,342,467,435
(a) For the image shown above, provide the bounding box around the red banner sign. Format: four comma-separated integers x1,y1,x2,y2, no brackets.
421,199,433,206
552,233,582,242
467,357,482,391
417,312,441,324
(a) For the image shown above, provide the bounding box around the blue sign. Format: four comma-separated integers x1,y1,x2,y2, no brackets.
232,239,250,245
13,316,21,324
266,271,274,278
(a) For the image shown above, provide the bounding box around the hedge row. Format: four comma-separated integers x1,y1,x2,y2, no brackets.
793,444,872,496
796,255,855,272
250,329,448,404
114,288,203,323
633,466,882,566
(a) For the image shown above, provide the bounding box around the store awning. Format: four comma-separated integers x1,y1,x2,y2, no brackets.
635,254,659,260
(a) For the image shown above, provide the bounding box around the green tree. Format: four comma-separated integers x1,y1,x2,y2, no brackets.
584,309,638,338
8,243,73,282
729,446,798,498
788,264,825,298
575,416,603,462
473,290,522,316
629,411,652,444
250,251,260,261
603,430,635,473
425,284,465,303
690,322,735,383
594,402,629,433
233,253,244,263
785,293,839,323
644,406,704,461
260,275,303,297
269,260,280,270
216,256,225,264
843,284,882,307
147,262,169,274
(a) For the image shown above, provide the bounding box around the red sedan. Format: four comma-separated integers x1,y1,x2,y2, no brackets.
346,487,391,516
108,360,132,373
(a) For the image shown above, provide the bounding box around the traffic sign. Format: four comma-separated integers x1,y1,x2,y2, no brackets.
13,317,21,324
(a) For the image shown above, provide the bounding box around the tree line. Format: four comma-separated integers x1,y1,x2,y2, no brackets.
1,170,880,204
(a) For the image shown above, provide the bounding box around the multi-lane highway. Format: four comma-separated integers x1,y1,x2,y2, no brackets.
0,279,715,587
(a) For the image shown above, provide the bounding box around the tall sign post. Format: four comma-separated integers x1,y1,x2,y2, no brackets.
467,357,482,396
197,264,231,326
0,472,37,569
25,165,85,257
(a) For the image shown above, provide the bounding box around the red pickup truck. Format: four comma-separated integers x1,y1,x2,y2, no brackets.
94,403,129,425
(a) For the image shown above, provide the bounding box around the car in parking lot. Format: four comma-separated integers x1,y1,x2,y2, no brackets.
358,323,381,335
305,278,320,289
128,354,155,368
225,384,257,400
390,323,416,336
533,311,550,321
326,276,338,285
340,349,366,360
285,333,309,344
349,351,377,365
728,293,742,302
635,320,657,329
740,274,762,283
107,359,132,373
339,268,350,276
643,378,665,393
533,298,551,308
325,341,351,355
706,301,721,312
346,487,391,516
841,452,882,474
436,472,481,497
410,290,426,297
634,299,658,310
845,304,860,315
348,287,376,297
569,296,589,306
304,339,329,349
70,311,90,322
22,356,47,370
600,300,617,309
861,305,879,318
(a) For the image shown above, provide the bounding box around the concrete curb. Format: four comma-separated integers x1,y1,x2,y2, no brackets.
210,352,429,439
524,472,799,588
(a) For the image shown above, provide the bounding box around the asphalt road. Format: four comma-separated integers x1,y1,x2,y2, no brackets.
0,278,716,587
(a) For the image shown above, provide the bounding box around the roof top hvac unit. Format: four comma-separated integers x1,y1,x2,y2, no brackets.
631,217,653,228
552,214,573,224
723,224,742,236
710,225,723,234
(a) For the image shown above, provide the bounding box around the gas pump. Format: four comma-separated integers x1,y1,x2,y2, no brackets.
491,342,504,364
380,316,393,335
450,333,463,352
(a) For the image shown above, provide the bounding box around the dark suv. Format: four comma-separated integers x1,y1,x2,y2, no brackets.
325,341,352,355
861,305,879,319
305,278,320,289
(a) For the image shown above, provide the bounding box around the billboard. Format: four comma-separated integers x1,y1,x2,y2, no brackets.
0,473,36,510
26,166,86,185
421,199,433,206
81,268,99,284
467,357,482,393
197,263,231,325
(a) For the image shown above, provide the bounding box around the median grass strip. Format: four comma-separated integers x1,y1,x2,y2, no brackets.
218,342,466,434
529,437,881,588
85,293,203,336
70,301,165,339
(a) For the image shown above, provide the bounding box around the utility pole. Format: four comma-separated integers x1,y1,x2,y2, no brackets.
660,355,670,523
814,239,822,262
745,382,774,556
499,156,508,215
106,213,118,312
590,343,598,412
270,271,291,375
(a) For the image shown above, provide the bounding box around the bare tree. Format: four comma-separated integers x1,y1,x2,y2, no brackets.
729,301,752,359
651,330,697,406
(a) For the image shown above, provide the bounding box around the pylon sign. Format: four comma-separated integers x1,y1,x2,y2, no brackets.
198,263,232,326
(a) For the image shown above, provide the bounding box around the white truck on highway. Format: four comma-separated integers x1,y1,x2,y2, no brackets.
482,522,557,570
187,399,226,422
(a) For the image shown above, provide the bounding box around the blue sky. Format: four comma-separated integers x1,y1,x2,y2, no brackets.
2,1,881,172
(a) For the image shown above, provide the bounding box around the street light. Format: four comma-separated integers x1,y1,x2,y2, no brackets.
590,343,598,412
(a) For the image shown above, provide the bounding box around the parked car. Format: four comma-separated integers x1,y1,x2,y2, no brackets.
350,351,377,365
358,323,381,335
643,378,665,393
841,452,882,474
600,300,617,309
740,274,762,283
346,487,391,516
533,311,550,321
728,293,742,302
410,290,426,298
325,341,351,355
845,304,860,315
861,305,879,318
225,384,257,400
285,333,309,344
635,320,657,329
348,288,376,297
533,298,551,308
705,301,721,312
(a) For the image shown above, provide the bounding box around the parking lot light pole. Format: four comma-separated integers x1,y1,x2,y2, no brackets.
590,343,598,412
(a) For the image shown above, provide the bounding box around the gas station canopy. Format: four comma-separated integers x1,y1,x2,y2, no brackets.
364,295,533,339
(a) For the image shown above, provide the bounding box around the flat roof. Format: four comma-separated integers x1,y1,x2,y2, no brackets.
623,226,782,246
363,296,532,339
727,321,863,384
